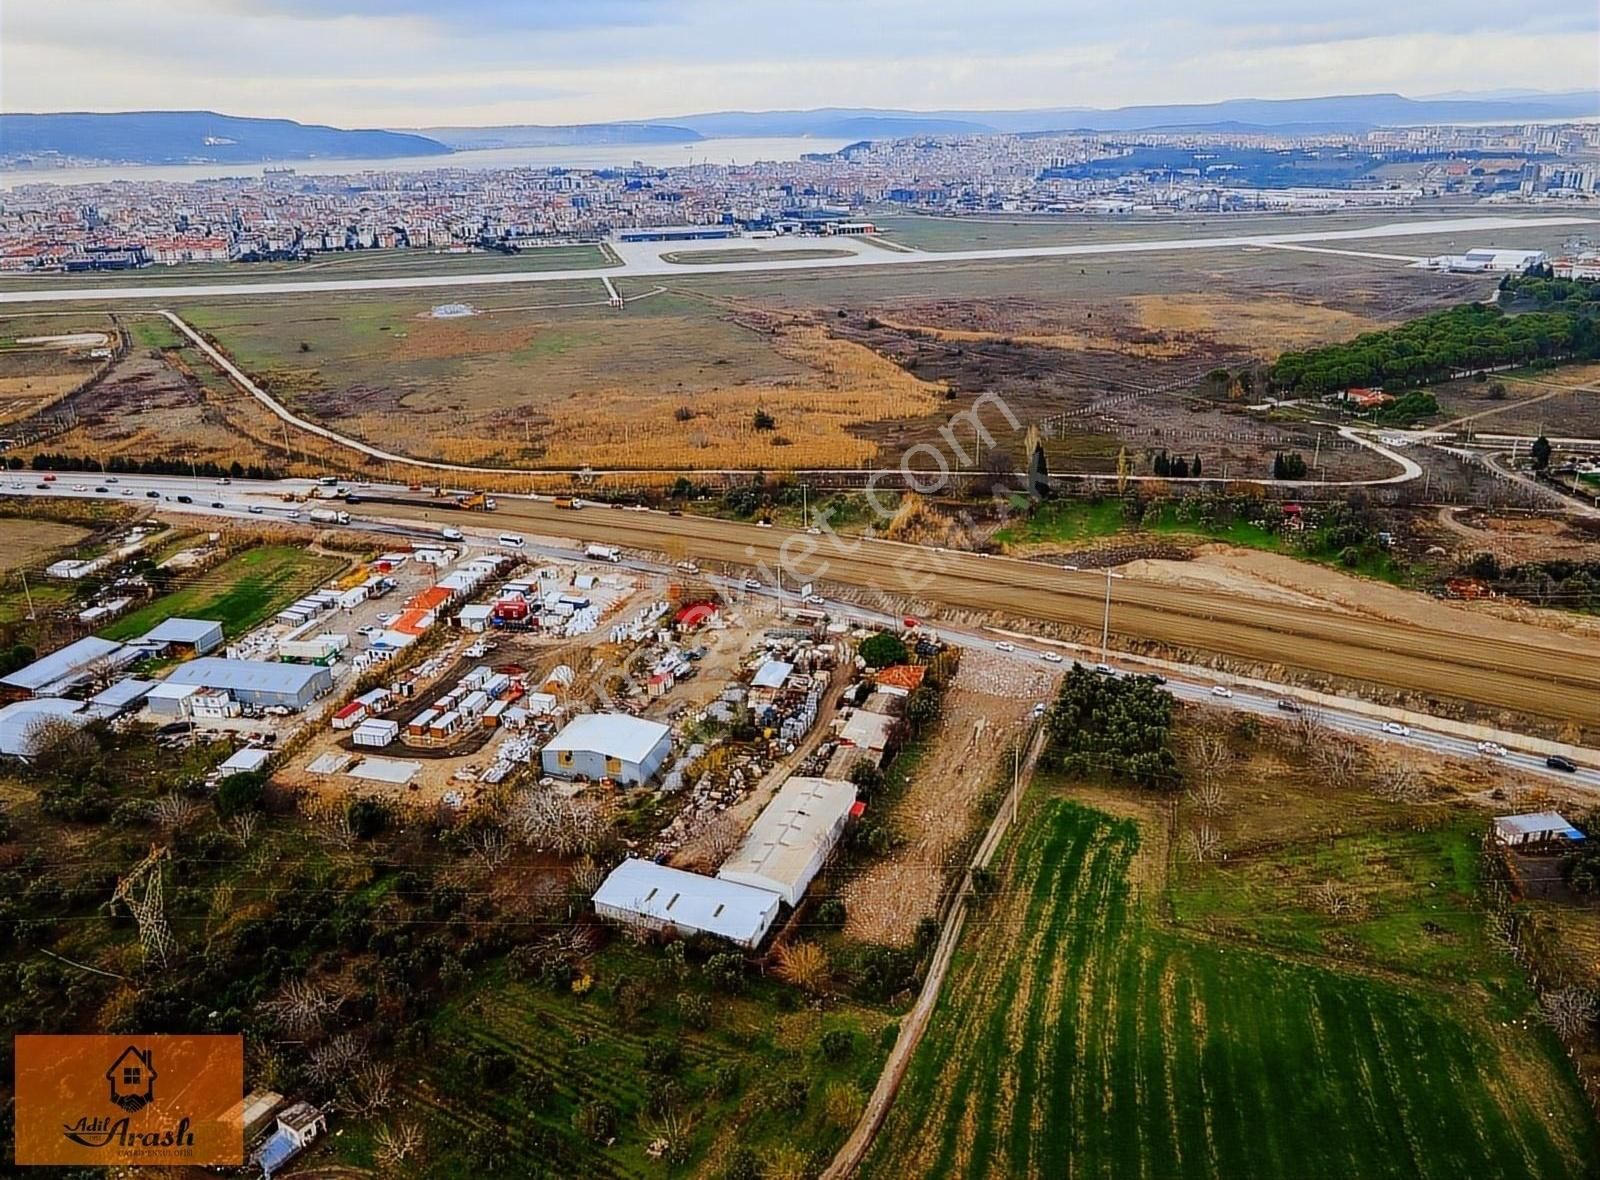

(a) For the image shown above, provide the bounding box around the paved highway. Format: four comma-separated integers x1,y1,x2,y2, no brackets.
0,214,1591,305
10,471,1600,733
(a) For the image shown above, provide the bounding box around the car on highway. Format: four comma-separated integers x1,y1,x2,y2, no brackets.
176,495,193,504
248,505,264,514
41,474,55,482
1093,663,1116,675
1041,651,1064,663
1547,755,1579,773
120,488,133,496
216,477,230,484
806,526,822,535
1210,685,1233,698
804,594,826,606
94,486,108,493
145,490,160,498
286,510,301,519
756,519,773,528
743,578,762,590
995,641,1016,652
105,476,118,483
1381,722,1411,737
34,482,48,490
210,500,225,509
72,483,88,491
1276,699,1302,713
1476,741,1508,757
675,561,700,574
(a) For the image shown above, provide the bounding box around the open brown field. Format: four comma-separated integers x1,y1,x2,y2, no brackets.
0,313,117,425
178,291,945,469
0,518,92,572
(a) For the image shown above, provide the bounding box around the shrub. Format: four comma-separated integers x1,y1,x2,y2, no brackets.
676,991,712,1030
814,898,847,929
345,797,391,839
642,1036,683,1074
819,1028,855,1062
858,632,909,668
572,1099,618,1143
704,952,746,994
215,771,266,817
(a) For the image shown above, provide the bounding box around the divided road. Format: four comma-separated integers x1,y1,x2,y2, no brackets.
10,472,1600,730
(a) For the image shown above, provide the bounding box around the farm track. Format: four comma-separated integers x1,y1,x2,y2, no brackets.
376,496,1600,725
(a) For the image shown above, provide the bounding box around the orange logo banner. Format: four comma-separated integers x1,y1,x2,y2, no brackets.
13,1034,243,1167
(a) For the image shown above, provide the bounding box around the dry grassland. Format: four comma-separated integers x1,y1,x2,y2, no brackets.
1133,293,1391,353
0,519,92,572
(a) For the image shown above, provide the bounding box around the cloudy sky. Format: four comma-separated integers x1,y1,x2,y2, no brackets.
3,0,1595,128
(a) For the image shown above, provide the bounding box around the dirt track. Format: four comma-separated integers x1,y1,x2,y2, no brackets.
373,498,1600,727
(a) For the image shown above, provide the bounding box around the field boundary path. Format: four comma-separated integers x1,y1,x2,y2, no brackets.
822,724,1049,1180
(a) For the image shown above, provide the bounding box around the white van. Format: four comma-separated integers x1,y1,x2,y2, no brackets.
497,533,526,549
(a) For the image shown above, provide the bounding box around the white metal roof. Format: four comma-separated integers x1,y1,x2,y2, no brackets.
0,698,87,757
752,660,794,689
164,657,329,696
140,617,224,645
839,709,896,750
544,713,670,764
0,636,128,693
593,858,779,945
1494,811,1581,839
717,777,856,902
219,747,272,774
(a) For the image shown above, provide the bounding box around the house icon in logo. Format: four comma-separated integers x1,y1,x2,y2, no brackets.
106,1046,156,1113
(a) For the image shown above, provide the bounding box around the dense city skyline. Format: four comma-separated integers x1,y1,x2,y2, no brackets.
3,0,1596,128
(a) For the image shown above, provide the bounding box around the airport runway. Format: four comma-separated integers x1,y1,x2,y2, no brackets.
0,214,1591,304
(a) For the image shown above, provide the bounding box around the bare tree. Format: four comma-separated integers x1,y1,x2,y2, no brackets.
346,1059,396,1116
306,1032,366,1086
1312,739,1362,788
1543,986,1598,1039
509,789,614,858
1182,825,1222,864
152,792,204,834
1290,707,1327,751
1187,778,1228,818
1310,879,1361,918
1188,730,1232,782
374,1122,425,1170
230,811,260,847
1373,762,1426,804
466,825,510,871
260,977,342,1037
643,1109,695,1166
570,854,604,898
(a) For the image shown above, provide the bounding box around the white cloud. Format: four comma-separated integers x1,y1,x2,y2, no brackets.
1,0,1594,126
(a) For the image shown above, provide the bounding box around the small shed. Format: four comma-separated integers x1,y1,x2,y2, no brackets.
1493,812,1585,849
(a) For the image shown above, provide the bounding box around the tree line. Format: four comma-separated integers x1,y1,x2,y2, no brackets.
21,452,280,480
1269,303,1600,395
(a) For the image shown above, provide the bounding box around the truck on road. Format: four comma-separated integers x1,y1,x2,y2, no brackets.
309,508,351,525
585,544,622,563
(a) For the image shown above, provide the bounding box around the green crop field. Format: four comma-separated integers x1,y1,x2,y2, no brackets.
865,793,1597,1180
101,544,342,639
378,949,893,1179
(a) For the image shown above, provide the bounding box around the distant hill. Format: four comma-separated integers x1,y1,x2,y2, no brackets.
670,91,1600,138
423,122,704,149
0,111,449,164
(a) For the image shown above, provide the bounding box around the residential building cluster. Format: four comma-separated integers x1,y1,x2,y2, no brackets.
2,121,1596,271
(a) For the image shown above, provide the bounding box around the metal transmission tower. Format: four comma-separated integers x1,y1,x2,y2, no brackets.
110,845,177,968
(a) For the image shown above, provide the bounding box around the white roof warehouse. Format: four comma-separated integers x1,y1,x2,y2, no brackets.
717,776,857,907
541,712,672,786
592,858,781,948
162,657,333,711
0,636,135,698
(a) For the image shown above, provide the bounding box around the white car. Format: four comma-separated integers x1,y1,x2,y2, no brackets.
1032,702,1048,718
1476,740,1508,757
1382,722,1412,737
743,578,762,590
805,526,822,536
755,520,773,528
1041,651,1064,664
72,483,88,492
286,509,302,519
1210,685,1234,698
804,594,826,606
995,641,1016,652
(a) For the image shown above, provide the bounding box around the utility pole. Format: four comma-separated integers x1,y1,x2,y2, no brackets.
1101,569,1114,663
1012,738,1021,825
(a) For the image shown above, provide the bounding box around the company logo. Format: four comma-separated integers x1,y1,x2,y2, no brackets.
14,1034,243,1167
105,1044,157,1113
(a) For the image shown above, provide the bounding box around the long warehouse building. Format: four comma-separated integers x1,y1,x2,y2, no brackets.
161,658,333,710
